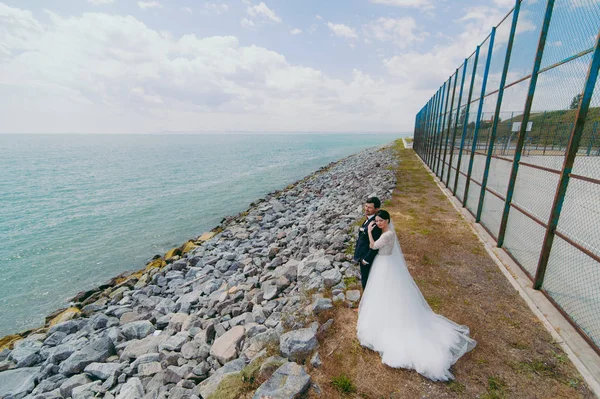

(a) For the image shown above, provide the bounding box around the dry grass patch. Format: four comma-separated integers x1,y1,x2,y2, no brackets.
308,140,593,398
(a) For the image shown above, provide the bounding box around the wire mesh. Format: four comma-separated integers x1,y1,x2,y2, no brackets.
479,191,504,239
543,236,600,346
503,207,548,277
412,0,600,352
526,52,593,168
511,164,560,223
506,0,548,80
485,10,513,96
472,36,491,104
540,0,600,71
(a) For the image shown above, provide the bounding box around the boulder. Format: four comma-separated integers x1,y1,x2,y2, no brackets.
311,298,333,314
84,362,122,380
209,325,245,365
120,335,167,360
280,328,318,362
138,361,162,377
116,377,144,399
59,336,116,376
321,268,342,288
252,362,311,399
120,320,155,340
195,358,245,399
262,281,279,301
0,367,40,399
346,290,361,304
59,374,92,398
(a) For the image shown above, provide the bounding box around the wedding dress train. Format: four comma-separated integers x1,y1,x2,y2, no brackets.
356,228,476,381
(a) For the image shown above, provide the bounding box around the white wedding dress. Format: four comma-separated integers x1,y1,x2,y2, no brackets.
356,227,476,381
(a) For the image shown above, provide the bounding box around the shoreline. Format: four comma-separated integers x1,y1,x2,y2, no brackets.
0,142,398,398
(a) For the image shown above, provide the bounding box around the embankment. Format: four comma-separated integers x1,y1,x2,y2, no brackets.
0,143,397,399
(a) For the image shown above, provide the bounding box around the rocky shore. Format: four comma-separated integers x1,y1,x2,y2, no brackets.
0,144,398,399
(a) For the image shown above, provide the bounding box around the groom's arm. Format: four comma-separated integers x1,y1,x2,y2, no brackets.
362,227,382,265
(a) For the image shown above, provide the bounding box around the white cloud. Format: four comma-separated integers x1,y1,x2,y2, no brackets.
87,0,115,5
182,7,193,14
327,22,358,39
493,0,517,9
246,2,281,23
363,17,425,48
240,17,256,29
205,3,229,14
315,14,322,20
369,0,434,10
137,1,162,9
290,28,302,35
0,4,420,133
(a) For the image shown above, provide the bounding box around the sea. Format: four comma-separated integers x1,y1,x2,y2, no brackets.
0,133,401,337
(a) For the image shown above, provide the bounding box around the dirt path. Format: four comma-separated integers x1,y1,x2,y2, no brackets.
308,141,594,398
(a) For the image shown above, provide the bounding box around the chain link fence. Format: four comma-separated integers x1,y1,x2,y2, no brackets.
413,0,600,354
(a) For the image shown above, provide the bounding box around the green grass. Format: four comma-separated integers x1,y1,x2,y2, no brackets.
480,376,507,399
343,276,359,287
426,295,442,311
331,374,357,394
446,380,466,394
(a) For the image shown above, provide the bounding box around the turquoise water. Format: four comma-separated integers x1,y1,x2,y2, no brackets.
0,133,399,336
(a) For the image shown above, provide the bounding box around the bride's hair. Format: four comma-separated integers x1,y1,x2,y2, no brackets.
376,209,390,221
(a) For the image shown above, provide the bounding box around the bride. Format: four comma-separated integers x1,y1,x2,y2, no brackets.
356,209,476,381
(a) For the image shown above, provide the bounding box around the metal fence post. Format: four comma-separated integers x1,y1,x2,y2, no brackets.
441,71,459,182
436,80,452,176
498,0,556,247
453,46,481,195
476,1,521,222
446,61,468,187
463,28,496,208
534,31,600,289
433,83,447,174
427,91,440,165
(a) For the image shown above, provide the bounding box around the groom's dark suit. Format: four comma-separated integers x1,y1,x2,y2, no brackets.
353,216,382,290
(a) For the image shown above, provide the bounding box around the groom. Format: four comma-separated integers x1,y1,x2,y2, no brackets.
353,197,382,290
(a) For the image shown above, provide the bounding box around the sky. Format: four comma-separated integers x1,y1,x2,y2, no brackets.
0,0,527,134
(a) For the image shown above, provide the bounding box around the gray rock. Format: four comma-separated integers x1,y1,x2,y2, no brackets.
311,298,333,314
90,313,110,330
310,352,321,368
252,306,267,324
263,281,279,301
48,320,82,335
138,361,162,377
59,374,92,397
44,331,67,347
321,268,342,288
120,320,155,340
275,262,298,282
192,361,211,377
0,367,40,399
59,336,116,376
130,353,160,370
209,325,245,365
252,362,311,399
195,358,245,398
280,328,318,362
158,333,188,351
116,377,145,399
346,290,361,303
71,380,102,399
180,340,210,361
121,335,167,360
84,362,122,380
257,356,288,381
